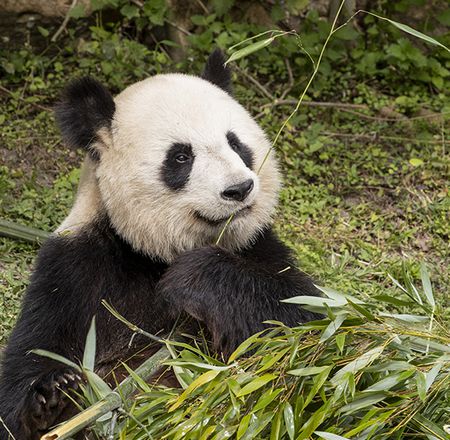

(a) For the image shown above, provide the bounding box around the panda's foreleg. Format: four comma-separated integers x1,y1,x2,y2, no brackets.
158,240,322,357
0,294,85,440
0,242,94,439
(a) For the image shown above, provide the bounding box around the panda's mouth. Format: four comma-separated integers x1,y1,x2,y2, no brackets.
194,205,253,226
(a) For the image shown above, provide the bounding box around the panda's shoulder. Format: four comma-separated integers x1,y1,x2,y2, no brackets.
239,227,294,265
32,217,165,289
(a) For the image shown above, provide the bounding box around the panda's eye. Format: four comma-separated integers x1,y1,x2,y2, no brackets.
229,141,240,152
175,154,189,163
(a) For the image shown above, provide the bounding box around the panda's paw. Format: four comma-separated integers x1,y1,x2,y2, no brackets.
209,315,262,359
159,245,234,315
21,368,82,434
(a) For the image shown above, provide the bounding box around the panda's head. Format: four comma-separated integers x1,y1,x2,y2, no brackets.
55,50,280,262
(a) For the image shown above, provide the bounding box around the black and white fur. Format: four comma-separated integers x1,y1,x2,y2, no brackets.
0,50,322,439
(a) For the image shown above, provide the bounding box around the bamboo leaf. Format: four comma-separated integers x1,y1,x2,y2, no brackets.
30,349,82,372
84,370,112,400
83,316,96,371
288,365,332,377
416,371,427,401
304,366,333,408
316,286,364,304
212,426,238,440
282,296,346,307
366,360,412,372
228,331,264,362
236,373,277,397
369,13,450,53
169,370,221,411
420,262,435,308
374,295,411,307
0,219,50,243
270,410,283,440
315,432,350,440
425,363,442,392
297,400,332,439
236,413,252,440
348,300,376,321
252,388,283,412
256,347,290,373
339,392,387,414
331,347,384,385
226,37,275,65
241,412,274,440
335,333,346,354
404,336,450,353
165,360,236,371
283,402,295,440
379,312,429,323
364,370,415,392
413,414,450,439
320,314,347,343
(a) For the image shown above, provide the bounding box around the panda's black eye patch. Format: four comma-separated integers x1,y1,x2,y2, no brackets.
161,143,194,191
226,131,254,170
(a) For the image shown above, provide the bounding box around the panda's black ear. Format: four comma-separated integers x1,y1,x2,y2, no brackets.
55,77,115,160
201,49,232,94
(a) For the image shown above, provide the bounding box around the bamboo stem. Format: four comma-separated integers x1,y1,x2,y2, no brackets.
41,393,122,440
0,219,50,243
41,346,171,440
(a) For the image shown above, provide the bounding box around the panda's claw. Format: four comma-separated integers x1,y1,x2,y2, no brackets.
64,372,76,382
20,368,82,435
36,393,46,405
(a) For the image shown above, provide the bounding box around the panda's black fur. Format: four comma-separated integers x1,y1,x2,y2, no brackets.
0,50,322,439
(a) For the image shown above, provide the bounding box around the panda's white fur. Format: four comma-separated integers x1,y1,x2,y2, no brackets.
58,73,280,262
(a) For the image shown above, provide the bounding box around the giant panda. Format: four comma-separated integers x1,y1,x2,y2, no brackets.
0,50,322,439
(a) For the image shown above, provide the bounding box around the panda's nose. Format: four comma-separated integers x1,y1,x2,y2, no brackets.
221,179,254,202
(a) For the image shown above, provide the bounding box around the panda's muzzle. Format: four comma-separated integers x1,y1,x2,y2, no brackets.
194,204,253,226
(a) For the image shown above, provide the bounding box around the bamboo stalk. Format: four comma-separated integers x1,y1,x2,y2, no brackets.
41,346,171,440
41,393,122,440
0,219,50,243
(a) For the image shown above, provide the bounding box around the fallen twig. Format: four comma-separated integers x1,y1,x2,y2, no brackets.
51,0,78,42
236,66,274,100
166,20,192,36
255,99,450,123
322,131,450,145
195,0,209,14
279,59,294,100
0,85,51,112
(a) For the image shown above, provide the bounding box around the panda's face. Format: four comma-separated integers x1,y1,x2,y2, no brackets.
95,74,280,261
55,52,280,262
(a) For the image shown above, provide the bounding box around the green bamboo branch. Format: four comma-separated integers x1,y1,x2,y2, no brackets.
0,219,50,243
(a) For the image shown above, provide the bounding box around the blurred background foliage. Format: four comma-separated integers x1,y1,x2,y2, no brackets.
1,0,450,92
